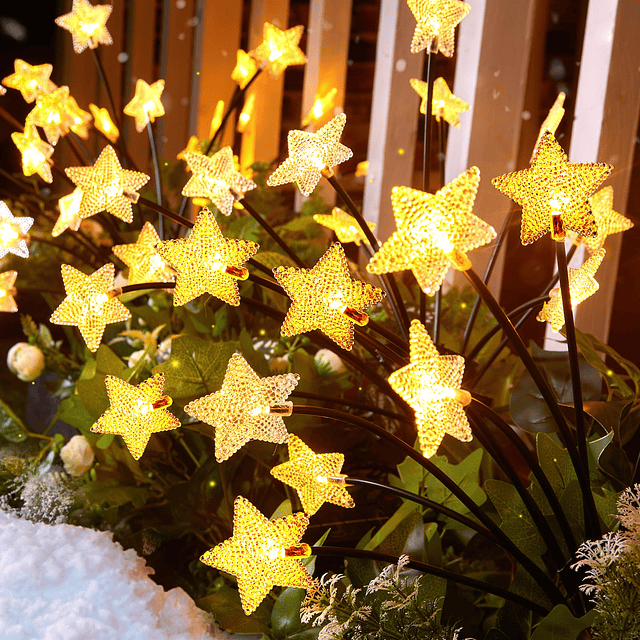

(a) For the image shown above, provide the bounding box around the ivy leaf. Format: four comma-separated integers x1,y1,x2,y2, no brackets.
530,604,599,640
593,487,622,531
57,393,96,436
196,584,271,634
0,397,29,443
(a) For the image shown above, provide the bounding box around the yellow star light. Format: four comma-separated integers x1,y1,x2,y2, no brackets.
112,221,175,286
0,202,33,260
184,353,298,462
531,92,565,163
313,207,376,246
65,95,92,138
89,104,120,143
26,86,74,145
237,93,255,133
53,189,83,237
50,263,131,352
367,167,494,295
156,207,258,306
410,76,469,128
91,373,179,460
182,147,257,216
407,0,470,56
200,496,312,615
493,131,612,245
250,22,307,78
271,435,355,516
2,59,57,103
123,79,165,133
209,100,225,139
0,271,18,313
355,161,369,178
55,0,113,54
537,249,606,333
11,125,54,184
302,88,338,127
177,135,200,162
267,113,353,197
65,145,150,223
389,320,472,458
273,242,385,351
231,50,258,89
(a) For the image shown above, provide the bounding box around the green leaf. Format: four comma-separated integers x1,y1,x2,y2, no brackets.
364,501,419,552
535,432,577,503
196,584,271,634
271,587,320,640
530,604,599,640
238,328,270,377
0,397,29,443
254,250,297,270
57,393,96,435
582,400,633,445
593,487,622,531
271,499,293,520
83,481,148,508
96,433,114,449
559,480,585,544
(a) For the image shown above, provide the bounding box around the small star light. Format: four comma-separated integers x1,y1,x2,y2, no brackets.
123,79,165,133
0,202,33,260
231,50,258,89
91,373,179,460
26,86,73,145
184,353,298,462
407,0,470,56
200,496,312,615
2,59,57,103
112,221,175,285
236,93,255,133
410,76,469,128
55,0,113,54
267,113,353,197
301,87,338,127
89,104,119,143
0,271,18,313
65,95,92,138
176,135,200,161
531,92,565,163
65,145,150,223
156,207,258,306
250,22,307,78
313,207,376,246
367,167,494,295
11,125,54,184
355,161,369,177
50,263,131,352
271,435,355,516
537,249,606,333
52,189,83,237
209,100,225,138
273,242,386,351
493,131,612,245
182,147,256,215
389,320,472,458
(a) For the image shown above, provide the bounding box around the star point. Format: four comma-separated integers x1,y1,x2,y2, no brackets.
407,0,470,56
124,79,165,133
0,271,18,313
531,92,565,163
11,125,54,184
55,0,113,54
250,22,307,78
2,59,57,103
313,207,376,246
0,202,33,260
410,76,469,127
65,94,92,139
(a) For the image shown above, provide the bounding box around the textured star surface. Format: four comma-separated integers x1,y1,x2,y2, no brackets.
91,373,180,460
55,0,113,53
410,76,469,127
66,145,150,223
0,271,18,313
50,263,131,352
493,131,612,245
531,92,565,163
389,320,472,458
407,0,470,56
182,147,256,215
273,242,386,350
313,207,376,246
538,249,605,332
271,435,355,516
200,496,312,615
2,59,57,103
155,207,258,306
367,167,493,295
124,79,165,133
232,50,258,89
26,86,73,145
53,189,83,237
250,22,307,78
89,104,119,143
267,113,353,196
66,95,92,139
0,201,33,260
11,125,54,184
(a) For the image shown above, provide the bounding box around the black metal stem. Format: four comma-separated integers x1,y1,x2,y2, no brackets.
69,132,95,164
138,196,194,229
354,326,408,369
366,319,409,354
117,282,175,295
146,121,164,239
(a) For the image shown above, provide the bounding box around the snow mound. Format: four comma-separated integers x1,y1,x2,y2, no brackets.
0,510,229,640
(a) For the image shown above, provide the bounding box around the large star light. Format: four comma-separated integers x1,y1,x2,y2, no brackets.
52,189,83,237
0,202,33,260
267,113,353,196
55,0,113,54
200,496,313,615
493,131,612,245
407,0,470,56
26,86,73,145
2,59,57,103
313,207,376,246
0,271,18,313
91,373,179,460
531,92,565,162
367,167,494,295
124,79,165,133
410,76,469,127
11,125,54,184
250,22,307,78
155,207,258,306
273,242,386,350
389,320,472,458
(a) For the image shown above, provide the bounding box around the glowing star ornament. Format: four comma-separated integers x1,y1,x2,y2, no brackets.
0,271,18,313
53,189,83,237
302,87,338,127
273,242,385,351
89,104,119,143
531,92,565,163
55,0,113,53
410,76,469,128
0,202,33,260
407,0,470,56
313,207,376,246
2,59,57,103
50,263,131,352
91,373,179,460
271,435,355,516
11,125,54,184
367,167,494,295
267,113,353,197
209,100,225,138
250,22,307,78
65,95,92,138
200,496,312,615
65,145,150,223
124,79,165,133
232,50,258,89
493,131,612,245
236,93,255,133
26,86,73,145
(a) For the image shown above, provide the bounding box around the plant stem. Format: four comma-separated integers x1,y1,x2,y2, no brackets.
146,121,164,239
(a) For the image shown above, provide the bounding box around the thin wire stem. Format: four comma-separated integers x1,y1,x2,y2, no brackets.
366,319,409,354
138,196,194,229
69,132,95,164
354,326,408,368
146,121,164,239
31,236,97,269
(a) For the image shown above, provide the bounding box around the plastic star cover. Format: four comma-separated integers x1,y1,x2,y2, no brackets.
55,0,113,54
313,207,376,246
407,0,470,56
0,201,33,260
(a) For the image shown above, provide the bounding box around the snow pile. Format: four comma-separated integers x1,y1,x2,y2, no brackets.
0,511,230,640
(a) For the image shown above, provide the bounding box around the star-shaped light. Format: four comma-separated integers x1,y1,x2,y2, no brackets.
531,92,565,163
493,131,612,245
177,135,200,161
1,59,57,103
184,353,298,462
313,207,376,246
231,50,258,89
26,86,73,145
53,189,83,237
367,167,494,295
237,93,255,133
271,435,354,515
0,202,33,260
91,373,179,460
155,207,258,306
273,242,385,350
389,320,472,458
55,0,113,54
89,103,119,143
209,100,225,138
301,88,338,127
182,147,257,215
407,0,470,56
0,271,18,313
410,76,469,128
11,125,54,184
537,249,606,332
65,145,150,223
200,496,312,615
112,221,174,285
65,95,92,138
250,22,307,78
267,113,353,197
123,79,165,133
50,263,131,352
